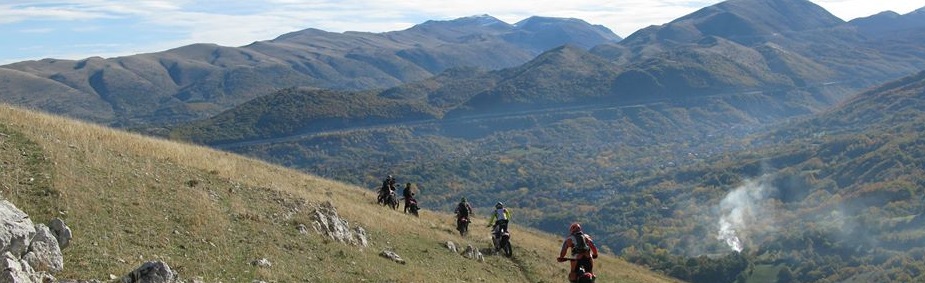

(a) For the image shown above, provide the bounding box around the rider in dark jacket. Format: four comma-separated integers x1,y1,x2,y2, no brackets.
455,197,473,219
402,182,415,213
378,175,396,203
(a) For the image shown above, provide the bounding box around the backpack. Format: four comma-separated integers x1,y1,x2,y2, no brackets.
572,232,590,253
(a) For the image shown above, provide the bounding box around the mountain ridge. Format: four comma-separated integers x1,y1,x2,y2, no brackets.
0,15,621,127
174,0,925,146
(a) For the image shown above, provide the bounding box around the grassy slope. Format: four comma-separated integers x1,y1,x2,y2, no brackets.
0,104,679,283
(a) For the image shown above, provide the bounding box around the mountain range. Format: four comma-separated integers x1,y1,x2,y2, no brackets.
0,15,619,126
172,0,925,146
5,0,925,282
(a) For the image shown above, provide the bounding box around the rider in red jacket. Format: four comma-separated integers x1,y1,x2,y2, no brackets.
557,223,599,282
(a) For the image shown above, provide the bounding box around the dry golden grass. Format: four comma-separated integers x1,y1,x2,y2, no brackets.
0,104,681,283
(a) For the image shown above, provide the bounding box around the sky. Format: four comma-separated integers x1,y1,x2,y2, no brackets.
0,0,922,65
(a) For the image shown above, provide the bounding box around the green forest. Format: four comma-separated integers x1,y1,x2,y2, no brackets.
209,80,925,282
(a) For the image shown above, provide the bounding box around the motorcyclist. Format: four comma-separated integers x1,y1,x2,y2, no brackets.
455,197,473,219
486,202,511,250
557,223,599,283
378,175,396,204
402,182,415,213
455,197,473,235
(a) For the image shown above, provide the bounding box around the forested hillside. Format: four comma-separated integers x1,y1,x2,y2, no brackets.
612,70,925,282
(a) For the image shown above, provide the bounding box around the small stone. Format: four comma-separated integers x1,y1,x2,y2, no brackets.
251,258,272,268
121,261,179,283
379,250,406,265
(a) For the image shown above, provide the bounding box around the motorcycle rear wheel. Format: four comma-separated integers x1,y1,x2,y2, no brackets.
501,239,513,257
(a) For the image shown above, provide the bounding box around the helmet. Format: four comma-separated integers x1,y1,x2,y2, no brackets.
460,197,467,202
495,202,503,209
569,223,582,233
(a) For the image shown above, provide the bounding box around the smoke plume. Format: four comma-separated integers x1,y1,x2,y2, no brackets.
716,177,776,253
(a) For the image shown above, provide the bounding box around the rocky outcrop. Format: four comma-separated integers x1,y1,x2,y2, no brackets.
444,241,483,262
0,200,61,283
48,219,71,249
120,261,180,283
22,225,63,273
1,252,37,283
1,200,191,283
379,250,406,265
353,227,368,247
463,245,484,262
311,201,369,247
0,200,35,257
251,258,271,268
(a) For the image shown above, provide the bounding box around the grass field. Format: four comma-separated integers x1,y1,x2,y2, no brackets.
0,104,682,282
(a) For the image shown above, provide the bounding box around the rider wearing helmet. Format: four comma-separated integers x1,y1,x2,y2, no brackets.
378,175,396,204
486,201,512,250
402,182,415,213
455,197,473,219
454,197,474,236
557,223,599,283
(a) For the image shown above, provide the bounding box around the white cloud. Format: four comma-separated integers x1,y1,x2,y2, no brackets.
0,4,111,23
814,0,922,21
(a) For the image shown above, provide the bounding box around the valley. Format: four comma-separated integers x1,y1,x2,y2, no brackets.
4,0,925,282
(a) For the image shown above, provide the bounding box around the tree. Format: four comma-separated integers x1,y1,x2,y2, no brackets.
777,266,796,283
669,265,691,281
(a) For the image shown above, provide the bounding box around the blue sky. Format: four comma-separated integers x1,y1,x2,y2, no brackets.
0,0,921,65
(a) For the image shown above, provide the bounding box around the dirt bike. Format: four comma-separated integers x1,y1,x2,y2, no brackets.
491,221,512,257
557,257,596,283
376,189,388,205
384,191,399,210
377,190,398,209
456,216,469,236
405,197,419,217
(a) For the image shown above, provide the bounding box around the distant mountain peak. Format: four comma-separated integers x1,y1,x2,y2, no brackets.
850,5,925,38
503,16,621,50
271,28,335,42
691,0,842,31
513,16,587,27
868,11,903,19
463,14,503,22
452,14,508,27
412,14,512,30
624,0,842,46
